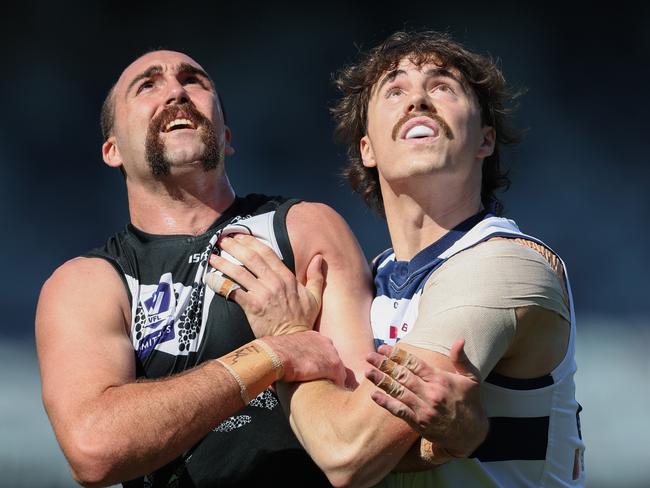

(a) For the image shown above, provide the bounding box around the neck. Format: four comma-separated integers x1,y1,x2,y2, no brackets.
126,167,236,236
382,171,483,261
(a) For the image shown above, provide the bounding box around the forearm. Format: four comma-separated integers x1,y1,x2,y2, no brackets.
278,379,417,488
58,341,276,487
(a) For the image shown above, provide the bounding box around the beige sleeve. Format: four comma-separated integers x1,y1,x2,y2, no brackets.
401,239,569,380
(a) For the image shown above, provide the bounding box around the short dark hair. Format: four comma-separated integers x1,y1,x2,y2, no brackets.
332,30,523,216
100,84,116,142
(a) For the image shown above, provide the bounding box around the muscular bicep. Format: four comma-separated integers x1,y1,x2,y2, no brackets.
287,202,374,382
36,257,133,442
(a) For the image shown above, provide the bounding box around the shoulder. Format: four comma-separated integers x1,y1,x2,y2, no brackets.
285,201,369,278
438,238,556,279
43,256,126,291
423,238,566,310
37,257,130,331
286,202,359,252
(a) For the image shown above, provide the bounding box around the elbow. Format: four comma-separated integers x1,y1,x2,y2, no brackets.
65,429,121,487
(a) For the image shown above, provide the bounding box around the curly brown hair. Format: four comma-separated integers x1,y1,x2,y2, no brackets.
332,30,523,216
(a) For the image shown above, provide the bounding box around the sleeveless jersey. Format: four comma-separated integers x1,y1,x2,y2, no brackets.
372,211,585,487
85,194,329,487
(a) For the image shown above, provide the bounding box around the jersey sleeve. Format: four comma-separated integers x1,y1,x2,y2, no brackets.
401,239,569,380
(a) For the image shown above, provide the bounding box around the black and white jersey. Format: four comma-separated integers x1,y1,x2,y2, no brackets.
86,194,329,487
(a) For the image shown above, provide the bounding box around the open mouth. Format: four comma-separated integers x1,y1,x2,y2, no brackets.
404,124,437,139
397,116,441,141
163,118,197,132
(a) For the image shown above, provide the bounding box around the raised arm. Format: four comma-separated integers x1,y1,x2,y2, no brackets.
36,257,343,487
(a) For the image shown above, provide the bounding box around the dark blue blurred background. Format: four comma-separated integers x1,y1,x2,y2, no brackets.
1,2,648,486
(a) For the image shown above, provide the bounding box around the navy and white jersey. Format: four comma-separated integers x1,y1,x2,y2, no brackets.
372,211,585,487
85,194,329,487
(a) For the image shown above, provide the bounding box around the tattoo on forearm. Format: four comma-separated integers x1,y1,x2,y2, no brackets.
224,344,261,365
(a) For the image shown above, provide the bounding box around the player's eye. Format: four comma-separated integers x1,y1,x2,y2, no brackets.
386,87,404,98
431,82,457,98
136,80,154,94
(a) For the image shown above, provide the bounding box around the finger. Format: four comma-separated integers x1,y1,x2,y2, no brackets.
376,349,446,399
366,351,390,369
367,369,408,399
374,356,437,400
449,338,480,381
204,271,240,296
376,344,394,357
370,390,418,426
230,234,295,279
208,254,258,292
204,271,249,308
365,367,433,414
305,254,324,311
331,364,347,387
219,237,275,280
388,347,420,371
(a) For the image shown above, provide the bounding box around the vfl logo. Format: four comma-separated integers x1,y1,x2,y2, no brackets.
143,281,173,328
138,273,177,358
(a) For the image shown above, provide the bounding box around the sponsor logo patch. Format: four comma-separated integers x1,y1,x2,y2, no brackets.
137,273,177,358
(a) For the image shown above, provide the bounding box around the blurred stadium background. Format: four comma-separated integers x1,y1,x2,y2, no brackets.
1,2,648,486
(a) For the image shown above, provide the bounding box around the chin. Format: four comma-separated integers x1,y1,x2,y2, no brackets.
403,158,447,174
165,146,206,164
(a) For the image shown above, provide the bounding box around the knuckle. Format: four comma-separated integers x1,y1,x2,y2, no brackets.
395,406,410,420
259,244,276,259
422,406,436,422
395,366,409,382
427,390,444,406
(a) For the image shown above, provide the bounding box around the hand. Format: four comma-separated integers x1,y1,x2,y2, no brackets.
365,339,488,457
262,331,346,386
208,234,324,337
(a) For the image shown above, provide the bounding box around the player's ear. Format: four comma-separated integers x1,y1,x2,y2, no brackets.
360,135,376,168
102,136,124,168
224,126,235,157
477,126,495,159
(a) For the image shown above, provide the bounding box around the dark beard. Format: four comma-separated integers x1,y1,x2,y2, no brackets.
144,102,223,177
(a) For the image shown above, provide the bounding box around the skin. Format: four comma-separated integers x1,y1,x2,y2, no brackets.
211,235,484,487
212,56,570,486
360,58,496,259
102,50,236,236
360,59,570,449
35,51,368,487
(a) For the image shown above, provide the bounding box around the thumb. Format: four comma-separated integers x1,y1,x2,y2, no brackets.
305,254,324,310
450,338,480,381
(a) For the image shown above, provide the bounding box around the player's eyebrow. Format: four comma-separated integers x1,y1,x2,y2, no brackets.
126,65,163,97
176,63,214,89
423,67,468,92
375,66,468,94
125,63,215,98
376,69,406,94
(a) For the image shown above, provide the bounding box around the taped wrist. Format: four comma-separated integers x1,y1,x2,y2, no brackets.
217,339,284,404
